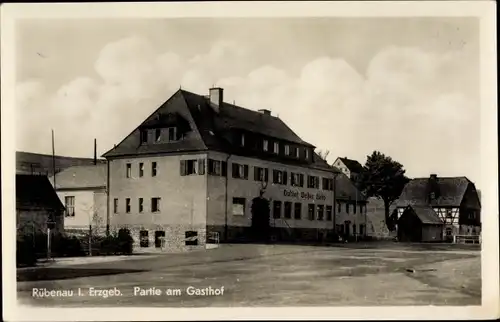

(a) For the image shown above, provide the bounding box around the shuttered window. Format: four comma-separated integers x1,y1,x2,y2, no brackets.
180,159,206,176
232,163,249,179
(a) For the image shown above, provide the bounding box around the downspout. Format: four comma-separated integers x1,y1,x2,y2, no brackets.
224,154,232,242
106,159,110,236
332,172,338,242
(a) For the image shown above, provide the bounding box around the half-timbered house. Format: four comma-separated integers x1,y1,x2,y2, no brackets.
395,174,481,242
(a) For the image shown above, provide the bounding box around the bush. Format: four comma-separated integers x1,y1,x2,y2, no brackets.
97,229,133,255
17,236,39,267
51,234,85,257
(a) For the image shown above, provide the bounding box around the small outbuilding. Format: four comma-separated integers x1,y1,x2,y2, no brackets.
397,205,444,242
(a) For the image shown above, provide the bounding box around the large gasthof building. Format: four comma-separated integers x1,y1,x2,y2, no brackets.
103,88,367,252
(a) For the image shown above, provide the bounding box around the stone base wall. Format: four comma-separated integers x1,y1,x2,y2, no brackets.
110,224,206,253
207,225,338,244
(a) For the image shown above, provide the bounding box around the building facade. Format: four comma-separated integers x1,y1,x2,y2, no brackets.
50,164,107,234
103,88,367,251
395,174,481,242
332,157,364,182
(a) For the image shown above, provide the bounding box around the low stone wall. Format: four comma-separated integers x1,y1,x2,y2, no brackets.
110,224,206,253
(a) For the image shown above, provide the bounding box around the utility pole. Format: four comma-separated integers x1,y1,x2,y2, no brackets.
332,171,338,242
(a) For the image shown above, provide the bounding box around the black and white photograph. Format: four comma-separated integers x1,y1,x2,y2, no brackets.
1,1,498,321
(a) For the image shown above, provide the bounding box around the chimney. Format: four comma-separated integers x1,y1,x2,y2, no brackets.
258,109,271,116
428,173,439,201
430,174,437,180
94,138,97,165
209,87,223,113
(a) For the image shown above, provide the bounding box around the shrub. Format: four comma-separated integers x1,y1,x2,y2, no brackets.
97,229,134,255
117,228,134,255
17,236,38,267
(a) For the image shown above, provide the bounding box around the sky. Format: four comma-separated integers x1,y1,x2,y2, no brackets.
15,17,481,185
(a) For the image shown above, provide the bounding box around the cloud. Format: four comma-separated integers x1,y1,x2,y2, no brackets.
15,36,480,185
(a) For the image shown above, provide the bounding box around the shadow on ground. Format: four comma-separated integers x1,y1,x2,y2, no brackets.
17,267,149,282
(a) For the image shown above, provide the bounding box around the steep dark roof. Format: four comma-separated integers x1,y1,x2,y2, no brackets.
396,176,471,207
17,151,105,175
103,89,333,171
335,172,367,202
51,164,106,190
403,205,443,225
16,175,65,211
338,157,364,173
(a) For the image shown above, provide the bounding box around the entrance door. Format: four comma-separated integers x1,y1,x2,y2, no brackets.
344,222,350,237
155,231,165,248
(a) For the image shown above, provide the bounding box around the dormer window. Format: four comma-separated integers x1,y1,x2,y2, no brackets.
263,139,269,152
295,147,300,158
241,133,245,147
140,130,148,144
273,142,279,154
168,127,177,141
285,145,290,156
155,129,161,142
305,148,309,160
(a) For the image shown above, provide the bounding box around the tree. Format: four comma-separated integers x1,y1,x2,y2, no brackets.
358,151,410,231
316,149,330,161
250,180,271,242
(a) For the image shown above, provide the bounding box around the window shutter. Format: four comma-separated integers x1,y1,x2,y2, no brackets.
283,171,288,185
221,161,227,177
180,160,186,176
244,165,249,179
198,159,205,175
208,159,213,175
232,163,238,178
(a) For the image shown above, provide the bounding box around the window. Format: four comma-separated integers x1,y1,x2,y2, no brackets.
294,203,302,219
64,196,75,217
241,133,245,146
140,230,149,248
138,198,143,213
322,178,334,191
232,163,249,179
326,205,333,221
273,142,279,154
140,130,148,144
155,231,165,248
446,209,453,218
139,163,144,177
445,228,452,236
317,205,324,220
285,145,290,155
168,127,177,141
208,159,227,176
273,200,282,219
305,148,309,160
232,198,245,216
152,162,157,177
273,169,288,185
346,203,350,214
185,231,198,246
263,139,269,152
126,163,131,178
254,167,269,182
284,202,292,219
113,198,118,214
125,198,131,213
308,204,315,220
181,159,206,176
337,201,341,213
295,147,300,158
307,175,319,189
151,197,161,212
155,129,161,142
291,172,304,187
